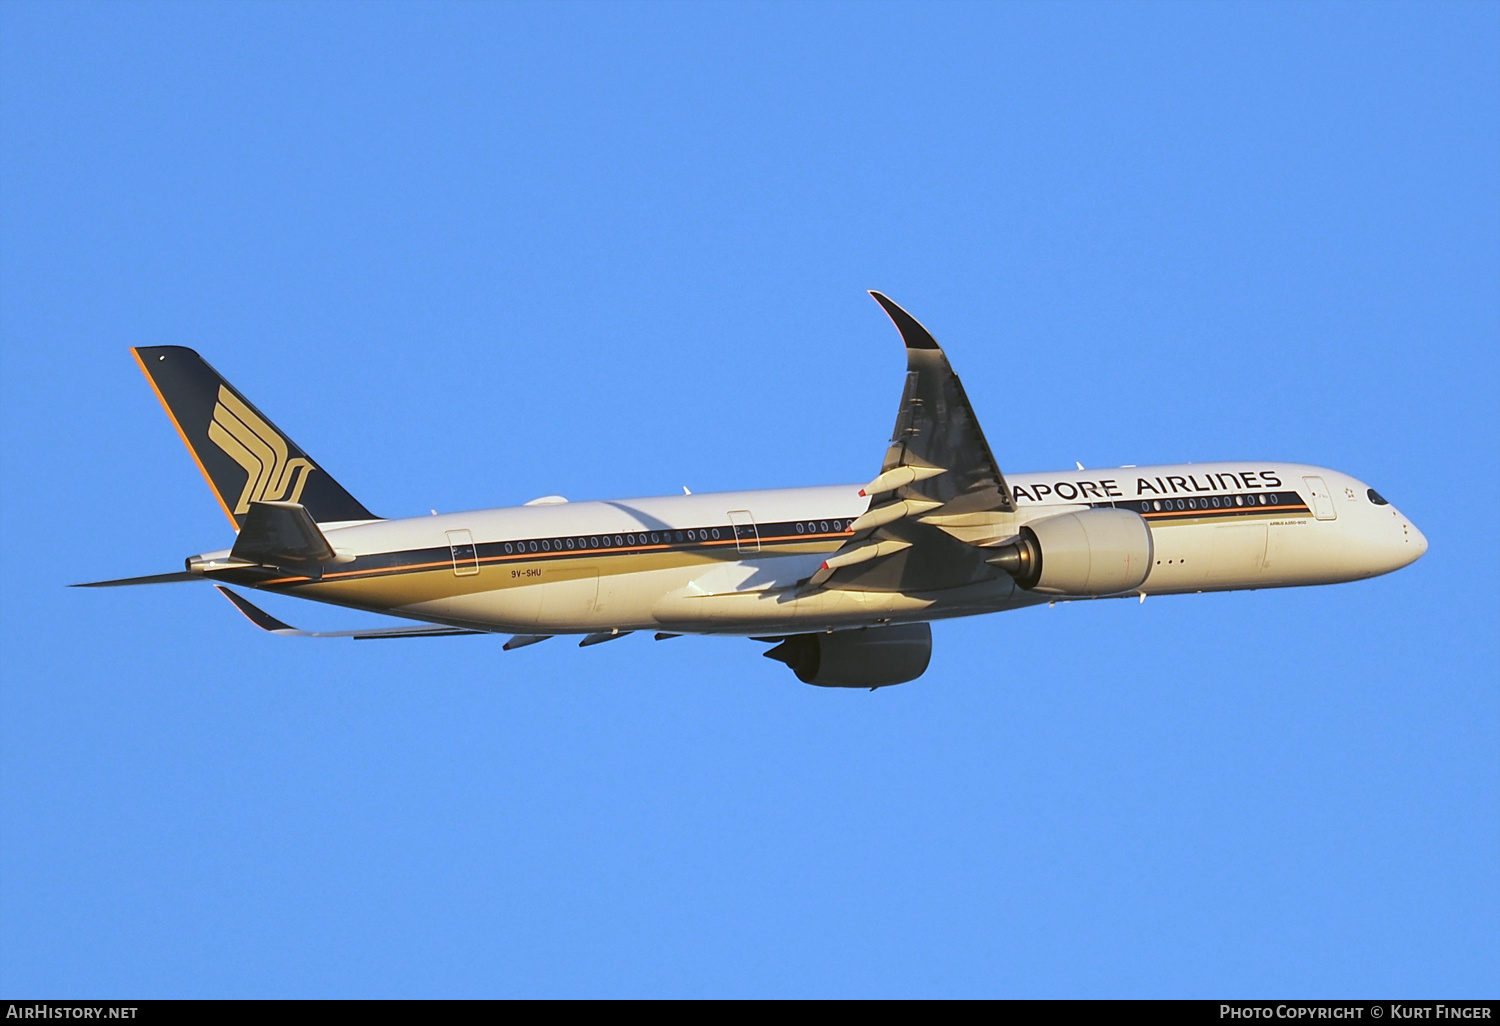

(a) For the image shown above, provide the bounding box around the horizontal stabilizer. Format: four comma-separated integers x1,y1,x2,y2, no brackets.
71,571,203,588
215,586,484,639
230,501,336,570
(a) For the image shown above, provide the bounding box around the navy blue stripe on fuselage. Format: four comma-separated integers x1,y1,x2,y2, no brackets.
248,517,860,586
1087,489,1310,522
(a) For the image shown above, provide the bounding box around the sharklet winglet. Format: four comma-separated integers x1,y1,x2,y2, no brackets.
214,585,483,639
215,584,295,632
869,291,942,350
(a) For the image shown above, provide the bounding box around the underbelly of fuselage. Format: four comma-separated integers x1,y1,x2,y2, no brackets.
276,545,1031,636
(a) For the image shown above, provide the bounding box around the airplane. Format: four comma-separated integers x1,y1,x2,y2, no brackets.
76,292,1428,688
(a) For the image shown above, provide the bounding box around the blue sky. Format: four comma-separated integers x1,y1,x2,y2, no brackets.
2,1,1496,997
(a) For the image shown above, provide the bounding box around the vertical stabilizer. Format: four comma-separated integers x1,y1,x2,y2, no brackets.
132,346,378,530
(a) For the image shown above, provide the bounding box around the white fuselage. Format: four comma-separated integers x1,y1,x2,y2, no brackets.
202,461,1425,637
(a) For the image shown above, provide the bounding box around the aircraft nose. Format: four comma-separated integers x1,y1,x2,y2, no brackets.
1407,518,1428,561
1386,508,1427,570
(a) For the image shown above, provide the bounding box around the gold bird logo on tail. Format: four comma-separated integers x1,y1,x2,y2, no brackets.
207,386,316,514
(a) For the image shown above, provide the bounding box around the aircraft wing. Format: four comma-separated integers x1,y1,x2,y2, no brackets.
215,585,485,640
868,291,1015,516
805,293,1019,593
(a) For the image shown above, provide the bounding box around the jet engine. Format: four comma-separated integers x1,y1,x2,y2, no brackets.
988,508,1153,596
764,622,932,688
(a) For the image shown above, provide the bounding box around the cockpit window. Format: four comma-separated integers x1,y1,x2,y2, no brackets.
1367,488,1390,505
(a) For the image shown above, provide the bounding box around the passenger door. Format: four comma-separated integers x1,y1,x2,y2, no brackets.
1302,476,1337,520
445,529,479,576
728,510,760,553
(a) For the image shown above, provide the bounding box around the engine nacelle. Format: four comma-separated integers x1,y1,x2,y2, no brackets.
764,622,932,688
989,508,1153,596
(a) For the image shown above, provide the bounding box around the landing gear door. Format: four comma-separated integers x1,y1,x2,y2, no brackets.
1302,476,1337,521
728,510,760,553
446,529,480,576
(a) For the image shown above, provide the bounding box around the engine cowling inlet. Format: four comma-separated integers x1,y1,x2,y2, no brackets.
764,622,932,688
989,508,1153,596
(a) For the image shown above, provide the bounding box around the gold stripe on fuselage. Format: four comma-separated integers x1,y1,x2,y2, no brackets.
1139,504,1311,527
260,535,846,607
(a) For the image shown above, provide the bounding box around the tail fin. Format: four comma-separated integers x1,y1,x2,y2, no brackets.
132,346,378,530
